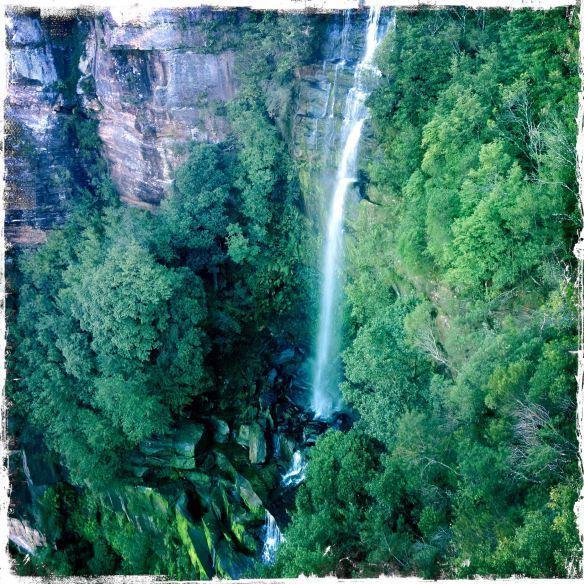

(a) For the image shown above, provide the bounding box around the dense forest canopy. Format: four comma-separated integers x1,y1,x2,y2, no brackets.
273,7,581,578
6,6,582,579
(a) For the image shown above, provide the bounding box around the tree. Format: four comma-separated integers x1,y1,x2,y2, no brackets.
342,301,431,445
13,212,209,485
273,430,381,577
157,143,230,269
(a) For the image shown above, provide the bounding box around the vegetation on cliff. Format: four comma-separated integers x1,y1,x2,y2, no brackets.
8,10,318,578
7,7,581,580
274,8,581,578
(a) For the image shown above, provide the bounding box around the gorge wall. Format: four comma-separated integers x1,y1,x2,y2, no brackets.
5,8,239,244
5,8,371,243
5,13,79,244
83,10,237,207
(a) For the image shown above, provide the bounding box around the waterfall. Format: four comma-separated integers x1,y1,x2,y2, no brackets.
273,433,282,459
311,4,388,419
282,450,307,488
261,511,284,564
22,449,33,490
9,518,47,555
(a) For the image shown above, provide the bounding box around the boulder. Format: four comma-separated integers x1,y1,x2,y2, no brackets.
303,419,328,446
8,518,46,555
175,494,214,579
248,423,266,464
235,475,263,513
282,437,296,461
274,347,295,365
139,422,205,469
210,417,230,444
186,471,213,508
213,452,237,478
236,424,250,448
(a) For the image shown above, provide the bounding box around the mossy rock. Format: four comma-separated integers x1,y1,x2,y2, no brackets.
175,495,214,579
139,422,205,470
185,471,214,508
210,417,230,443
99,486,171,533
237,424,250,448
248,423,266,464
235,474,263,514
215,537,255,579
214,451,238,479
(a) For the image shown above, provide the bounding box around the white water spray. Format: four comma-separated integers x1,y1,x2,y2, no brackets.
22,449,33,490
261,511,284,564
312,4,388,419
282,450,307,488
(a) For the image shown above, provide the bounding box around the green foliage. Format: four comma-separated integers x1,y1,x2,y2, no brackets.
8,8,320,578
342,300,431,445
223,99,313,330
273,430,381,577
231,12,321,105
7,7,580,579
156,143,230,267
279,7,580,579
64,114,119,211
12,208,209,486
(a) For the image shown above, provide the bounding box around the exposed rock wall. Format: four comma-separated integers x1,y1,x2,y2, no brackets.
5,8,239,241
83,10,237,206
4,8,374,241
291,10,387,222
5,12,78,244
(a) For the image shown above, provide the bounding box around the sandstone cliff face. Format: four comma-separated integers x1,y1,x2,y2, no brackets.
5,8,239,241
82,10,237,207
5,8,373,242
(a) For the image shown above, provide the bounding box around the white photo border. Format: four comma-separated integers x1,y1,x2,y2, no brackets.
1,1,582,581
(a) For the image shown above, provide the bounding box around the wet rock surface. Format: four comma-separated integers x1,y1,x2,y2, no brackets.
292,10,371,221
5,12,83,244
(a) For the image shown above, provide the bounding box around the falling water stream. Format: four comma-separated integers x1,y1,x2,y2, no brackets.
261,511,284,564
281,451,307,488
312,4,388,419
260,5,389,564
